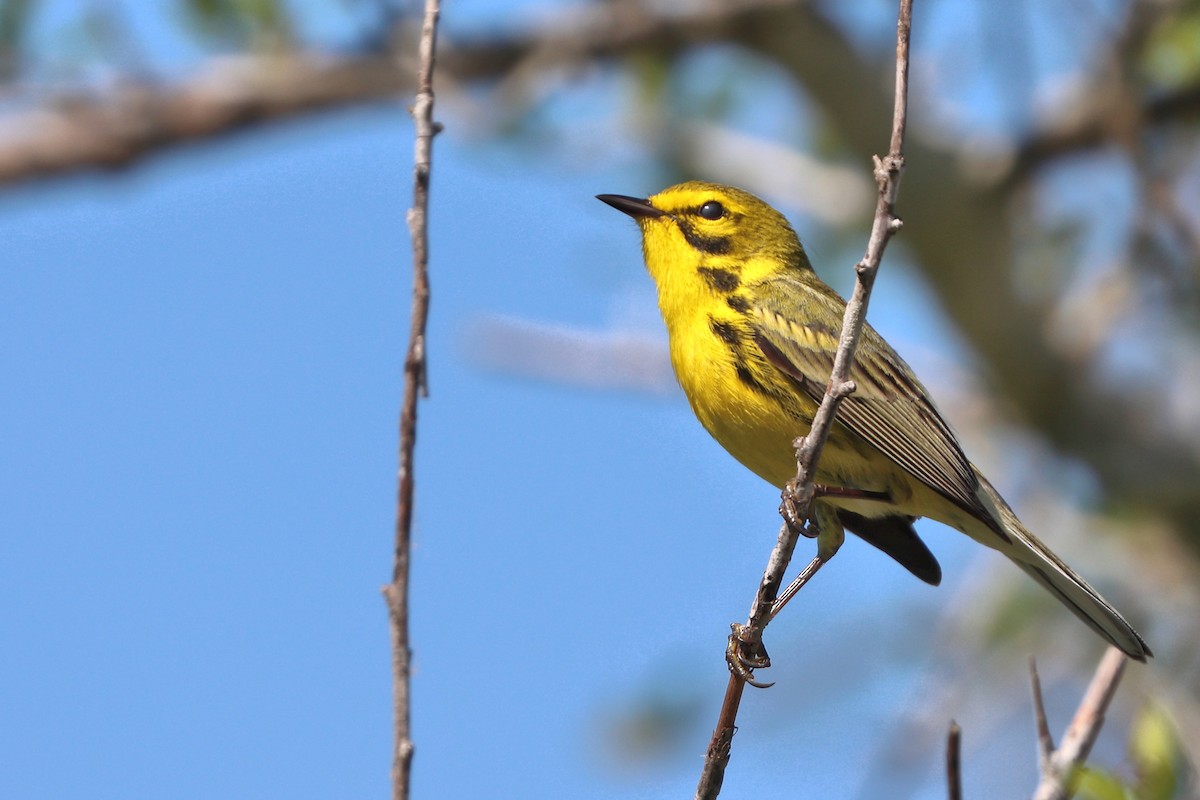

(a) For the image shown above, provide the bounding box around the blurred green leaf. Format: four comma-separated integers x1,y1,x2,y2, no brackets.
1140,0,1200,88
179,0,294,50
1075,766,1134,800
1129,704,1179,800
0,0,33,78
0,0,32,48
1076,703,1184,800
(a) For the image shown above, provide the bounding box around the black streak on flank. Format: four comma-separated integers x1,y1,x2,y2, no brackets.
735,365,770,396
698,267,740,293
726,295,751,313
709,317,740,345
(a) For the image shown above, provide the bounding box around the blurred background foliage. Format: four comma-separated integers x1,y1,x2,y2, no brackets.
4,0,1199,796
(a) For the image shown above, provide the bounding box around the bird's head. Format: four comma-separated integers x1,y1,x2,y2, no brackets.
597,181,810,288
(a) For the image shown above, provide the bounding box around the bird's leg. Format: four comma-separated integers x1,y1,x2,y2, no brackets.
731,503,847,685
781,481,891,537
815,485,892,503
745,485,875,683
767,504,844,622
812,503,846,563
767,554,828,624
730,547,835,686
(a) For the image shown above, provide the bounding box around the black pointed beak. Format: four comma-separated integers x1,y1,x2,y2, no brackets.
596,193,664,219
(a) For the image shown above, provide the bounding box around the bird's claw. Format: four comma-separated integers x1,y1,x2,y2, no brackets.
726,624,775,689
779,479,818,538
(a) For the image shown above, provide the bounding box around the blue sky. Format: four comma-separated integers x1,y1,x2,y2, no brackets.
0,4,1146,799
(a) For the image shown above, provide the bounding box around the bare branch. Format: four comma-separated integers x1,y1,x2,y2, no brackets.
946,721,962,800
1031,647,1128,800
694,2,913,797
382,2,441,799
1029,657,1055,773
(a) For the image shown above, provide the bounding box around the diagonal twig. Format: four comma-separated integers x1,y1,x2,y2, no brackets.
382,2,442,799
1030,647,1128,800
1030,657,1056,773
693,1,914,797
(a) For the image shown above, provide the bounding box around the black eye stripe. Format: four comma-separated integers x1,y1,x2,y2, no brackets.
677,221,731,255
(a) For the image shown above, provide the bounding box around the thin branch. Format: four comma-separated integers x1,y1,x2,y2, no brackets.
694,2,913,797
1030,657,1055,773
946,721,962,800
382,2,441,800
1031,647,1128,800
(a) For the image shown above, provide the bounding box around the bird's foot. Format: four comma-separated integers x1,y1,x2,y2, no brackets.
781,482,891,538
726,623,774,689
779,479,818,538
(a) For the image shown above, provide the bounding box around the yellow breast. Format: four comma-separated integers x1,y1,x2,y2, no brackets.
666,306,816,489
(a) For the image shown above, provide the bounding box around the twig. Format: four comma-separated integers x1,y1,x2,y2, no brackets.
693,2,913,797
382,2,441,800
1029,658,1055,772
1030,647,1128,800
946,721,962,800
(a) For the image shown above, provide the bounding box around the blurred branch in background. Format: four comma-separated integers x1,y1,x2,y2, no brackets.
0,53,403,183
465,315,675,395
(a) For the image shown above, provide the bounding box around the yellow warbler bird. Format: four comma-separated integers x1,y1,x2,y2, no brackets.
598,181,1150,661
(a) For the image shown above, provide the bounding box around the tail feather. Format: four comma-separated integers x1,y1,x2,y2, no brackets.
838,510,942,586
974,472,1151,662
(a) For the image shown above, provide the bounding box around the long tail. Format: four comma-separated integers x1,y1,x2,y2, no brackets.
973,471,1151,662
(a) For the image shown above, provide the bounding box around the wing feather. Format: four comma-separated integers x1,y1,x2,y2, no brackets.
750,276,988,521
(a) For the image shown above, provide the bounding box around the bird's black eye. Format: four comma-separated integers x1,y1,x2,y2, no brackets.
698,200,725,220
